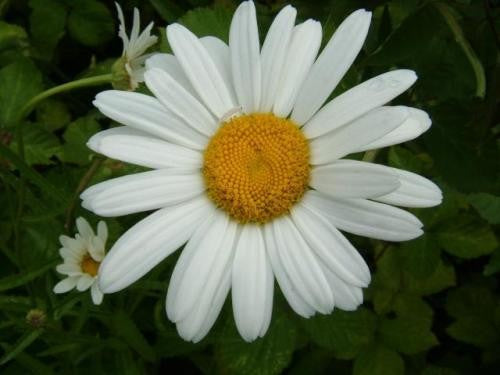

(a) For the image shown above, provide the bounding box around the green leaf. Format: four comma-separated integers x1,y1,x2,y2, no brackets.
178,5,234,42
59,114,100,165
0,143,67,204
445,285,500,347
400,235,441,278
216,311,297,375
149,0,186,22
467,193,500,224
433,2,486,98
0,21,28,52
0,58,43,127
29,0,67,59
447,317,499,348
0,260,56,292
36,98,71,132
0,329,43,365
378,316,438,354
353,344,404,375
484,250,500,276
10,126,61,165
113,310,156,362
67,0,114,47
392,295,433,324
301,308,377,359
404,259,456,296
388,146,427,174
437,216,497,259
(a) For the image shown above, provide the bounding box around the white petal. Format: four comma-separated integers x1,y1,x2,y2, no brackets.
259,5,296,112
145,53,198,98
273,20,322,118
167,24,234,118
167,211,237,322
229,1,261,113
292,9,372,124
87,127,203,170
373,167,443,207
53,277,78,293
144,68,217,136
303,70,417,138
93,91,207,150
200,36,238,107
91,282,104,305
81,169,205,217
87,236,105,262
232,225,274,342
320,264,363,311
59,235,81,252
355,108,432,151
310,106,409,165
59,247,79,263
263,224,315,318
97,221,108,245
311,159,400,199
76,217,94,240
98,196,214,293
292,204,371,287
272,216,334,314
176,265,232,343
76,275,94,291
56,263,81,276
302,191,424,242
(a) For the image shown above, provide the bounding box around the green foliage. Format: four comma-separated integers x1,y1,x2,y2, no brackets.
0,0,499,374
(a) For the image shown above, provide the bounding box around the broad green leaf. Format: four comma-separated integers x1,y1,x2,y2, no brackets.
400,235,441,278
433,2,485,98
445,285,497,321
59,114,100,165
484,250,500,276
178,5,234,42
353,344,404,375
36,98,71,132
392,295,433,324
404,259,456,296
422,365,459,375
437,216,497,259
29,0,67,59
301,308,377,359
0,329,43,365
67,0,114,47
467,193,500,224
0,58,43,127
112,310,156,362
0,21,28,52
10,125,61,165
216,311,298,375
378,316,438,354
447,317,499,348
0,143,67,204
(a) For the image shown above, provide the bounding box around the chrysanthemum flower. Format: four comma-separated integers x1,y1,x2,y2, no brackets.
112,3,158,90
53,217,107,305
84,1,442,342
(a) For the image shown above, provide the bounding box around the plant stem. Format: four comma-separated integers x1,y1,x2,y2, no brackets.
20,73,113,118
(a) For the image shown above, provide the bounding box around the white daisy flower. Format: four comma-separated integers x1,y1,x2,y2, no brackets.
113,2,158,90
53,217,108,305
84,1,442,342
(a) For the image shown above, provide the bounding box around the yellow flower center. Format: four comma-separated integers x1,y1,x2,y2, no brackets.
80,254,100,277
203,113,310,223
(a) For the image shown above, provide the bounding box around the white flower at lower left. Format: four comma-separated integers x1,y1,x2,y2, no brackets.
53,217,108,305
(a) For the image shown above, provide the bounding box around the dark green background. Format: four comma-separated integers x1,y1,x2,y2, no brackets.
0,0,499,374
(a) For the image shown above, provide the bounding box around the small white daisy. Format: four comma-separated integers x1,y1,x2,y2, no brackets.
53,217,107,305
84,2,442,342
114,2,158,90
